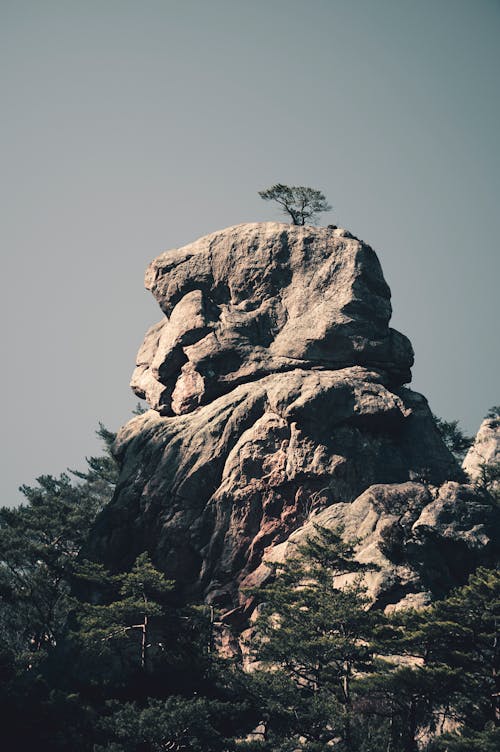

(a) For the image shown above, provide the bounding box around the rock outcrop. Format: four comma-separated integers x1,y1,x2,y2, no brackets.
462,416,500,480
259,480,499,613
131,223,413,415
88,223,498,612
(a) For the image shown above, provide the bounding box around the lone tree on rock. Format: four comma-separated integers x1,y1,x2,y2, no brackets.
258,183,332,225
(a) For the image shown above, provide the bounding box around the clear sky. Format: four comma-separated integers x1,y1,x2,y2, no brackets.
1,0,499,506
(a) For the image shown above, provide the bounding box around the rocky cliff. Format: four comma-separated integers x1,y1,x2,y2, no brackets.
87,223,499,613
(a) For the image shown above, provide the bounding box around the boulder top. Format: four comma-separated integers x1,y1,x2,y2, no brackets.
132,222,414,415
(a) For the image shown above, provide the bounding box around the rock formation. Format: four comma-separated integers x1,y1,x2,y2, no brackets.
87,223,498,613
258,479,499,614
130,223,413,415
462,416,500,480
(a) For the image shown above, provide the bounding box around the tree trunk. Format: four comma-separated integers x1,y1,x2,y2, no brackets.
492,616,500,725
403,698,419,752
141,613,147,671
342,662,352,749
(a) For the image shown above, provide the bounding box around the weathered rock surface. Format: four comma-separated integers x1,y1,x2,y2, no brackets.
463,416,500,480
259,480,500,612
87,222,498,614
131,223,413,415
89,365,460,607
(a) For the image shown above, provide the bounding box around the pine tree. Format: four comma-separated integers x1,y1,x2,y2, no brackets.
0,425,119,751
74,553,174,674
432,414,473,463
369,567,500,751
428,568,500,731
258,184,332,225
241,525,379,751
71,554,252,751
0,424,117,664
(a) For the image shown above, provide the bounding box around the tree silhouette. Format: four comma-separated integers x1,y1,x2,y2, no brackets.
259,183,331,225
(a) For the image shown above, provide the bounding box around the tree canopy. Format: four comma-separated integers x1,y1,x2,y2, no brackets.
1,417,499,750
240,526,500,752
433,413,473,462
258,183,332,225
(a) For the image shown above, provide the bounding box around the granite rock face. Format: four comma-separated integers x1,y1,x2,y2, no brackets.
85,222,484,610
259,480,499,612
131,223,414,415
90,367,460,606
462,417,500,480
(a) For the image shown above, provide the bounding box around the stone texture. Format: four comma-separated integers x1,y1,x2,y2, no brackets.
131,223,414,415
88,366,460,607
86,222,498,616
462,417,500,480
257,480,500,612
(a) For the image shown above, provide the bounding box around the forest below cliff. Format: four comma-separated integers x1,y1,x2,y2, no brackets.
1,413,499,752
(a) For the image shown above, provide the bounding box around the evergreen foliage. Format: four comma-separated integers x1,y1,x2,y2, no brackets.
240,525,380,750
240,528,500,751
365,568,500,751
74,553,174,672
485,405,500,423
258,184,331,225
1,420,499,750
0,423,252,750
0,424,118,665
474,460,500,504
432,414,473,462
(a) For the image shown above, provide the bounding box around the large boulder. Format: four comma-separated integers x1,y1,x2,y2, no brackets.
87,222,493,613
131,223,413,415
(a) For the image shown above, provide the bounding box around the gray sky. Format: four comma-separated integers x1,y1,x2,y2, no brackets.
1,0,499,506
